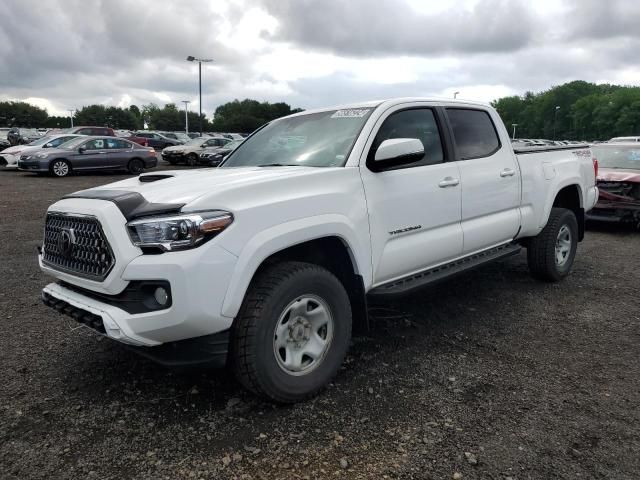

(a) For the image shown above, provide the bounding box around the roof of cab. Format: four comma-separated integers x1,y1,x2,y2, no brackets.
286,97,492,119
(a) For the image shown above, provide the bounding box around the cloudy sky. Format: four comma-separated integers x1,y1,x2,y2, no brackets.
0,0,638,117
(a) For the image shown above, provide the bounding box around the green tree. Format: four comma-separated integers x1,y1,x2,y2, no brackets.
0,101,48,127
492,81,640,141
211,99,303,133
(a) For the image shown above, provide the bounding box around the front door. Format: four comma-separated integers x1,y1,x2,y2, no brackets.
445,107,521,254
359,104,463,286
72,138,106,170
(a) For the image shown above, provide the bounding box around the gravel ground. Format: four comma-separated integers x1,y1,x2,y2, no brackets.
1,167,639,480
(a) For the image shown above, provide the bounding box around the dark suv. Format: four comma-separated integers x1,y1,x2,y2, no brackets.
134,131,182,149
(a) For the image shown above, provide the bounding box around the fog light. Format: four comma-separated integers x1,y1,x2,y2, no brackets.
154,287,169,306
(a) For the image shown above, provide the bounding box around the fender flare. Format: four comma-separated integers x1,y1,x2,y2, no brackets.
540,178,584,229
220,214,371,318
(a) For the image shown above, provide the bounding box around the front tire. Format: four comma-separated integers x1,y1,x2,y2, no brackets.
527,207,578,282
50,159,71,177
231,261,352,403
186,153,199,167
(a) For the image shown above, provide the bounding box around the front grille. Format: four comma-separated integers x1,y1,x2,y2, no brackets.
42,213,115,281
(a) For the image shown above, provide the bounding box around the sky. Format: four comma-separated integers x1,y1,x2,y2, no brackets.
0,0,638,117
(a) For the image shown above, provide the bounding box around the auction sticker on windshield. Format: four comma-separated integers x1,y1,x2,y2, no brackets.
331,109,371,118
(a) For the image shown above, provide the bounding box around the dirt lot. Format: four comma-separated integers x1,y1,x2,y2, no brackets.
1,167,639,480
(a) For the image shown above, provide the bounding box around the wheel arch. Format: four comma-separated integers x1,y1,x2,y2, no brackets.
221,223,370,334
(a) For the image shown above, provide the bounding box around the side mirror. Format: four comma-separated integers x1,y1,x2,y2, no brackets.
78,146,86,154
372,138,424,171
44,143,53,148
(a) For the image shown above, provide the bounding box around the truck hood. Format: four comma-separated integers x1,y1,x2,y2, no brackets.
83,166,337,206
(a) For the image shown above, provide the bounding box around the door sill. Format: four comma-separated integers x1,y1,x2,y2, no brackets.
369,242,521,296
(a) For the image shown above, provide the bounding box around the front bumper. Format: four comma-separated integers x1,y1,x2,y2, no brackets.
42,288,230,367
1,153,19,168
18,159,48,172
39,197,239,348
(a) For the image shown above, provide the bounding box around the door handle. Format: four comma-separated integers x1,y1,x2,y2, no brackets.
500,168,516,177
438,176,460,188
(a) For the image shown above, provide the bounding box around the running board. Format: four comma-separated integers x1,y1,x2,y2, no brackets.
369,243,522,296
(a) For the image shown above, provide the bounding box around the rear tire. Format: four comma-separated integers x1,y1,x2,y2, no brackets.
527,207,578,282
127,158,144,174
231,261,352,403
50,159,71,177
186,153,199,167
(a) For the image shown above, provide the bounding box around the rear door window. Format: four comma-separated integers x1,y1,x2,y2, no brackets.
446,108,501,160
105,138,131,149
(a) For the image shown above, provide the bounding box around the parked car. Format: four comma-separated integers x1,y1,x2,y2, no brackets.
186,132,210,139
162,136,231,166
609,136,640,143
64,126,116,136
7,127,41,146
38,98,598,402
200,138,243,166
112,129,149,146
0,134,83,169
170,132,192,143
18,136,157,177
587,143,640,226
134,131,182,149
222,133,244,141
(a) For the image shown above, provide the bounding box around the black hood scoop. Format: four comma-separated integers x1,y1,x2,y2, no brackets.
139,174,174,183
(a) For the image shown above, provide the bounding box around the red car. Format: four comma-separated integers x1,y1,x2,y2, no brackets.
588,143,640,227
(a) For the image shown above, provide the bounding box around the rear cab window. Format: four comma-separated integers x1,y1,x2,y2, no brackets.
446,108,501,160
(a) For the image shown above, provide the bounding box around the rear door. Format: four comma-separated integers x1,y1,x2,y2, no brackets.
104,138,133,168
360,104,463,285
445,107,520,254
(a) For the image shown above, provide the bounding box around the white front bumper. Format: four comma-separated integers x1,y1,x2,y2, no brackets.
1,153,18,167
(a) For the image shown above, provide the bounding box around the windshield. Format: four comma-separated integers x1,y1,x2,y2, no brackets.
173,133,191,141
593,145,640,170
184,138,207,146
222,108,374,168
58,137,90,149
27,136,54,146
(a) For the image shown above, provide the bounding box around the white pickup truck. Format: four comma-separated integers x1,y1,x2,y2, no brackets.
39,98,598,402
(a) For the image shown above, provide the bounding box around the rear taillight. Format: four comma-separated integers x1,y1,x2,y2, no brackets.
592,157,598,181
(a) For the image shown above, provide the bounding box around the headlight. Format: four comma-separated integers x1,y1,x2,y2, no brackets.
126,210,233,251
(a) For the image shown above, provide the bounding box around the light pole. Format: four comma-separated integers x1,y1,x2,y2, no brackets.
553,105,560,140
186,56,213,136
453,91,460,99
181,100,190,134
512,123,518,140
67,109,75,128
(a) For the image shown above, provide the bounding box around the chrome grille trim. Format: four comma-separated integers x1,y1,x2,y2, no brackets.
42,212,115,281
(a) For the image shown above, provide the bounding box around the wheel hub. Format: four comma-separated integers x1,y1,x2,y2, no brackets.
273,295,334,376
555,224,572,266
288,317,310,345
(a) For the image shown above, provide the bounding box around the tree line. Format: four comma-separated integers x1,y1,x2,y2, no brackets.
0,99,303,133
491,80,640,141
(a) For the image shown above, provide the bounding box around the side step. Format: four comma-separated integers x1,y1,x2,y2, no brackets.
369,243,522,296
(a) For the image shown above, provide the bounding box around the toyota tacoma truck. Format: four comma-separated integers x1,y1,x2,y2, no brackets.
39,98,598,402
